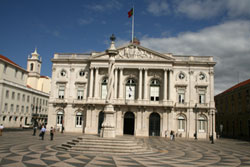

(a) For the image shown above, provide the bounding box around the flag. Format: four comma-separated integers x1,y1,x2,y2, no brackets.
128,8,133,18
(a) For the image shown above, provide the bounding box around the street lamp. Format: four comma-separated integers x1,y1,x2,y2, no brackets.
211,109,216,144
195,103,198,140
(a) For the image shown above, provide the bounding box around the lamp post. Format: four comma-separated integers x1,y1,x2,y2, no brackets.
195,104,198,140
211,109,216,144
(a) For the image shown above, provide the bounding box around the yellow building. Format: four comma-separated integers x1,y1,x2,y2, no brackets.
215,79,250,140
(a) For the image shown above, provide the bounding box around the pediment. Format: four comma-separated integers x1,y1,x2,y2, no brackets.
91,43,175,61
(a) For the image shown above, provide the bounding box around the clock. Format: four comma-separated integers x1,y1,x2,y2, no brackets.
179,73,185,80
199,73,205,80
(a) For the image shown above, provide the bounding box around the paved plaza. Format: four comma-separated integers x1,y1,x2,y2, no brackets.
1,130,250,167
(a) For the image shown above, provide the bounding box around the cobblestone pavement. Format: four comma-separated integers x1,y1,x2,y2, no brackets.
1,131,250,167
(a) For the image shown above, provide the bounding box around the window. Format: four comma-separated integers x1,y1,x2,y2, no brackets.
198,115,207,132
3,116,6,121
126,79,136,100
77,87,84,100
57,111,64,125
6,90,9,98
30,63,34,71
27,96,30,102
179,72,185,80
178,89,185,103
79,70,85,77
4,103,8,112
16,105,19,113
199,92,205,104
9,116,12,122
58,85,65,99
15,69,18,77
26,106,29,113
150,79,160,101
21,106,24,113
22,94,25,102
178,115,186,131
21,72,24,80
76,112,83,127
4,64,7,73
17,93,20,100
10,104,14,112
101,78,108,99
12,92,15,100
60,70,66,76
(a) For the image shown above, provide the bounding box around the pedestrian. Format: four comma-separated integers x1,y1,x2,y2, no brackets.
33,125,37,136
0,124,4,136
40,125,46,140
50,127,54,141
165,130,168,138
170,130,173,140
173,131,175,140
61,126,64,133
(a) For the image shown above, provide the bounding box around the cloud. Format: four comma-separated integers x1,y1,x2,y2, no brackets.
86,0,122,12
78,18,93,25
147,0,170,16
147,0,250,19
140,20,250,95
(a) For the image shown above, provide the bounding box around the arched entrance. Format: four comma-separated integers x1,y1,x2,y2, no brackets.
123,112,135,135
149,112,160,136
98,111,104,134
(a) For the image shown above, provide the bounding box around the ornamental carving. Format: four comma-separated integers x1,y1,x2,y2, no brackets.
117,46,155,59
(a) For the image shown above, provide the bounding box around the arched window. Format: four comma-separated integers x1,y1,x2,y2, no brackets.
79,70,85,77
178,115,186,132
198,115,207,132
3,116,6,121
126,79,136,100
30,63,34,71
150,79,160,101
101,78,108,99
57,111,64,126
76,112,82,127
9,116,12,122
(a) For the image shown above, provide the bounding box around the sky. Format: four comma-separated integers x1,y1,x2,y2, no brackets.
0,0,250,95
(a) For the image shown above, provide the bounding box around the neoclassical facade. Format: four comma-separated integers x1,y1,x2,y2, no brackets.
0,49,50,128
48,41,216,139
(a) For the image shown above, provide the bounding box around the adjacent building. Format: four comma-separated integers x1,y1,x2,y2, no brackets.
0,49,51,128
48,40,216,139
215,79,250,140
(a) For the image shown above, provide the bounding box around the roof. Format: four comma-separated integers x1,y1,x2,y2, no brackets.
0,54,27,72
216,78,250,97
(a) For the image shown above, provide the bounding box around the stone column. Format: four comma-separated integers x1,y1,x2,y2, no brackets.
144,68,148,100
209,71,215,107
168,69,173,101
114,68,118,99
101,34,118,138
163,69,167,101
118,68,123,99
88,67,94,98
94,67,99,99
138,68,143,100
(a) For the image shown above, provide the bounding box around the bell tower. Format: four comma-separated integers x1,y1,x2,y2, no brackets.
27,48,42,89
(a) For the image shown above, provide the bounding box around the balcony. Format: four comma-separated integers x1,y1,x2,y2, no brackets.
175,102,188,108
196,103,209,108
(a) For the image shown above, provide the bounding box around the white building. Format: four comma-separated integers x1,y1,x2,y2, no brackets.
0,49,51,128
48,40,216,139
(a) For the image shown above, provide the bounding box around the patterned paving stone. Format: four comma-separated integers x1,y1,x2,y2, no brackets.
0,131,250,166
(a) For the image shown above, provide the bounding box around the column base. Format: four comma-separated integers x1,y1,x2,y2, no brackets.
100,103,116,138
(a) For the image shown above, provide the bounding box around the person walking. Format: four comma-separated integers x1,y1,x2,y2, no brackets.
40,125,46,140
33,125,37,136
50,127,54,141
0,124,4,136
170,130,173,140
165,130,168,138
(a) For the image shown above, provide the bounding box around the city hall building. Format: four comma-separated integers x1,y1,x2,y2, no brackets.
48,39,216,139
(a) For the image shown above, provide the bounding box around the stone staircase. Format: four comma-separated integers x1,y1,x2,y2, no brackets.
57,135,154,155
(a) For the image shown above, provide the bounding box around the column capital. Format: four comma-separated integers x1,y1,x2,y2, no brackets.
118,67,124,70
139,68,143,71
168,69,173,73
95,67,99,70
89,67,94,70
143,68,148,71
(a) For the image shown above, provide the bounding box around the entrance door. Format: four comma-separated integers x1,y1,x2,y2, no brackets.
123,112,135,135
149,112,160,136
98,111,104,134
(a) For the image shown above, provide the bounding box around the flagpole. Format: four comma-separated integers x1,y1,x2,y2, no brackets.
132,6,134,43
